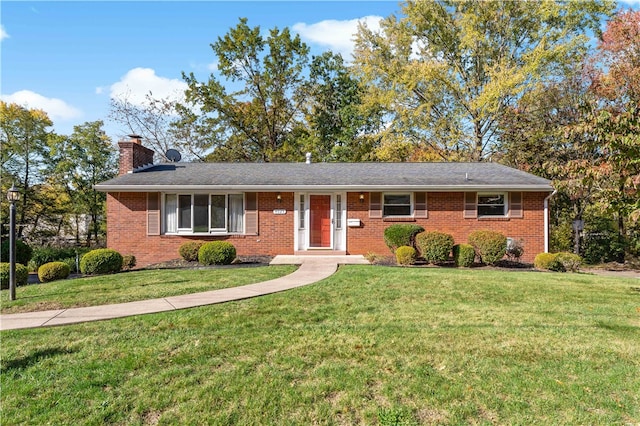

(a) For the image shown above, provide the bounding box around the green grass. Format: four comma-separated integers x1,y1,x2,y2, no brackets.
2,266,639,425
0,265,297,314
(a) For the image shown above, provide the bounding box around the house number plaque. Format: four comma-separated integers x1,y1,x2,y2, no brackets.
273,209,287,215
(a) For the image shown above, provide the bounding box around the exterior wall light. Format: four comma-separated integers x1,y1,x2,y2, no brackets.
359,192,365,202
276,193,282,202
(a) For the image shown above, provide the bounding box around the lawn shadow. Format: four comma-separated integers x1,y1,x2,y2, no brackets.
1,347,77,373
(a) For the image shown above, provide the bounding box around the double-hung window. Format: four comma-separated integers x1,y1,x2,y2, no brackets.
383,193,412,216
164,193,244,234
477,193,506,217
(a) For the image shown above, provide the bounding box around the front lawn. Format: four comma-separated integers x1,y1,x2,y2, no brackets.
0,265,297,314
1,266,639,424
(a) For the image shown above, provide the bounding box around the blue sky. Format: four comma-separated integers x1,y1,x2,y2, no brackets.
1,1,398,140
2,1,638,142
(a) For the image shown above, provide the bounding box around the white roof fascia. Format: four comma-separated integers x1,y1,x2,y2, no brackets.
95,184,553,192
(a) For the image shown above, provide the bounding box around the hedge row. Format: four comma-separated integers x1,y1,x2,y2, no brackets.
385,225,582,272
385,225,507,267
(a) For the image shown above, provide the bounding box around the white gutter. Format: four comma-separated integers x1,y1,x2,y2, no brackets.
544,190,558,253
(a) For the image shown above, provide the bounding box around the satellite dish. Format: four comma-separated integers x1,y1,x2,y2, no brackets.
165,149,182,163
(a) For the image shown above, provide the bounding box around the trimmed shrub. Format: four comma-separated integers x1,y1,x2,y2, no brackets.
468,230,507,265
395,246,417,266
556,252,582,272
383,224,424,253
38,261,71,283
198,241,236,265
415,231,454,264
179,241,205,262
0,262,29,289
534,252,563,271
453,243,476,267
0,239,33,266
80,249,123,275
121,255,137,271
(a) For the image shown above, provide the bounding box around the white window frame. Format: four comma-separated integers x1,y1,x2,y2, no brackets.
335,194,343,229
477,192,508,217
298,194,305,230
163,192,245,235
382,192,413,217
210,194,228,232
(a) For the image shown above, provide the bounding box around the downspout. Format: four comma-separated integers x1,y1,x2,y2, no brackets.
544,190,558,253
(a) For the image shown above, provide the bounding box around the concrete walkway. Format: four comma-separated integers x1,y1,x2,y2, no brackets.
0,255,368,331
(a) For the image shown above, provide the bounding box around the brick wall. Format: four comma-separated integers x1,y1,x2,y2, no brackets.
106,192,295,267
117,135,155,176
106,190,548,267
346,191,548,263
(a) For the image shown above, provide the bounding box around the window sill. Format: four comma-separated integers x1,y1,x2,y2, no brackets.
382,216,416,222
478,216,510,221
162,232,245,237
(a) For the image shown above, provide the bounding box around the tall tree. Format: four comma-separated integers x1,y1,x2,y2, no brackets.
353,0,614,161
0,101,53,239
48,121,117,244
109,93,209,162
302,52,383,162
576,9,640,249
180,18,310,162
499,71,602,253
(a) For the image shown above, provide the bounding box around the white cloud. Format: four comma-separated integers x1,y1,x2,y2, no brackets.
1,25,9,41
109,67,188,106
293,15,383,59
0,90,82,121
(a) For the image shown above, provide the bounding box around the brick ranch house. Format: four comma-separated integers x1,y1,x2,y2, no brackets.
95,136,555,267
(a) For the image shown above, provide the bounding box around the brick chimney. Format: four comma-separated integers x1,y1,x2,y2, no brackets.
118,135,155,175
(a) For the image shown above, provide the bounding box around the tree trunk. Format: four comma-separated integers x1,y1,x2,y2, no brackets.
74,214,81,245
617,207,626,263
473,119,484,161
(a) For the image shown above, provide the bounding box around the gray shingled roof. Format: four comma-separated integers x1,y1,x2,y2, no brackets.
95,162,553,192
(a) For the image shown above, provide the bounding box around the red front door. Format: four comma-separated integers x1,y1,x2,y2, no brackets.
310,195,331,248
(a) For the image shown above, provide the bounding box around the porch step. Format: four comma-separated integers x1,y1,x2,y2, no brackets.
271,255,369,265
294,250,346,256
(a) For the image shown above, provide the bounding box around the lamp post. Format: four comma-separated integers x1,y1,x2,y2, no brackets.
7,184,20,301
